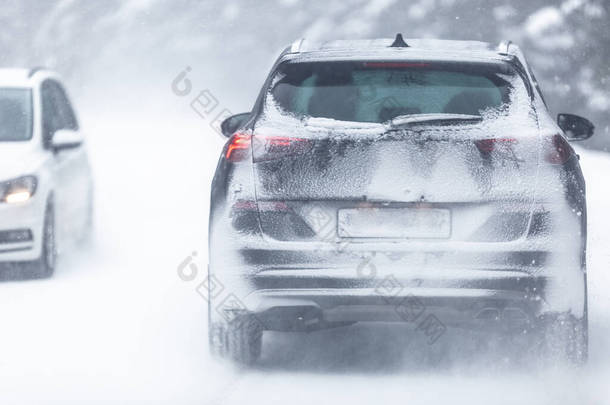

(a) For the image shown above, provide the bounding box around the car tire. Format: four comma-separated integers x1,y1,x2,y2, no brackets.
226,315,263,366
208,298,229,359
536,312,588,366
33,202,56,278
208,323,229,358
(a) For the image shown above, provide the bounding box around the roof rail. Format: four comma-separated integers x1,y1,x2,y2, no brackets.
27,66,48,78
497,40,513,55
290,38,305,53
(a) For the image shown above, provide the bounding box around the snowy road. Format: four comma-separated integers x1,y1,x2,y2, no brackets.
0,100,609,404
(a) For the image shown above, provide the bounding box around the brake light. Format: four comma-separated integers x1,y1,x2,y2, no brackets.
225,132,252,162
474,138,517,154
545,134,573,164
253,135,313,162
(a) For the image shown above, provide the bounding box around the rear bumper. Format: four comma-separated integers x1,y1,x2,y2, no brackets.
248,286,538,330
242,266,542,329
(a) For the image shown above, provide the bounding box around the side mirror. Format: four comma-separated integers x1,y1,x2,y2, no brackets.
557,114,594,141
220,113,250,138
51,129,83,151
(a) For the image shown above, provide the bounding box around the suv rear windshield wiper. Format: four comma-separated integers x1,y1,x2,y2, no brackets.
388,113,482,127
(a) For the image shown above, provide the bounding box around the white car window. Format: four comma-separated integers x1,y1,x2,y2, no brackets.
0,88,32,141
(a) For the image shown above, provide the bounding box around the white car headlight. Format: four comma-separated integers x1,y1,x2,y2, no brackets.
0,176,38,204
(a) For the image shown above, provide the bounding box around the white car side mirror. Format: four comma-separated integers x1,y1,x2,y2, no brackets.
51,129,83,151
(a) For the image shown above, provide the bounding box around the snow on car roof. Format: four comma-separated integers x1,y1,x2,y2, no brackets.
296,38,495,52
287,37,512,63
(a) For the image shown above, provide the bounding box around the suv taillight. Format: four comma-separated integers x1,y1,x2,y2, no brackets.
225,133,313,162
225,132,252,162
544,134,573,164
253,135,313,162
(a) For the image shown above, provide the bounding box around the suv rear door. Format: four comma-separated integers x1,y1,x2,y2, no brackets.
250,60,542,244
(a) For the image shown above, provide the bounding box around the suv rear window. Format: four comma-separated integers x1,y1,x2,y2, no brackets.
268,61,524,123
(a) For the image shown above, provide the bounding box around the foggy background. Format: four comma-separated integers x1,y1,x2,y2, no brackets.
1,0,609,148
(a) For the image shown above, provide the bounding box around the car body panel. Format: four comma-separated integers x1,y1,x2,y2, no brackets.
208,39,587,338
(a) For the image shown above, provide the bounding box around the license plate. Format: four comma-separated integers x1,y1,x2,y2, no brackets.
337,208,451,238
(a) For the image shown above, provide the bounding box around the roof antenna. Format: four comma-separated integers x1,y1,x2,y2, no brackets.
389,33,409,48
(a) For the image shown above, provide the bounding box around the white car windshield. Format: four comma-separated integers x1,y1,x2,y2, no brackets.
0,88,32,141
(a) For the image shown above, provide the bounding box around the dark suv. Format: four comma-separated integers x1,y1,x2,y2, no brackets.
208,35,594,365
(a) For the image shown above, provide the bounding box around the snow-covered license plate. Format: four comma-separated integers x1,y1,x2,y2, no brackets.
337,208,451,238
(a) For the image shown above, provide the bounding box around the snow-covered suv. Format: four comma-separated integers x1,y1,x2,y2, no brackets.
0,68,93,278
208,36,594,365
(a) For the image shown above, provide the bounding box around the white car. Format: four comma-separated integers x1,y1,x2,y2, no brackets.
0,68,93,278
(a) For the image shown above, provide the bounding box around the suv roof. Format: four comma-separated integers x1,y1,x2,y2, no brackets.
284,35,518,64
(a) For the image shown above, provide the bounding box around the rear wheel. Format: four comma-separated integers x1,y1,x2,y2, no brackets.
208,323,228,358
208,300,229,359
226,315,263,366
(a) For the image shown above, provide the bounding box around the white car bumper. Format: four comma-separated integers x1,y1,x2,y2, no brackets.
0,196,45,262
